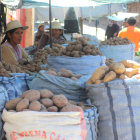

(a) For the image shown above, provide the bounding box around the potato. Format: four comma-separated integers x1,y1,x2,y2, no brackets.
120,60,140,68
90,66,109,83
86,78,93,84
60,69,74,78
5,98,22,110
119,74,129,79
69,100,77,105
61,104,83,112
46,71,57,76
74,75,82,79
40,104,47,110
103,71,116,83
95,80,103,84
29,101,41,111
21,89,39,98
132,74,140,79
71,77,77,81
52,94,68,108
110,62,126,74
40,98,53,107
24,90,40,102
40,89,53,98
48,106,58,112
124,68,139,78
16,98,29,112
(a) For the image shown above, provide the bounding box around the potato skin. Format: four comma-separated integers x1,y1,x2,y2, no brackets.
110,62,125,74
24,90,40,102
61,104,83,112
124,68,139,78
40,98,53,107
29,101,41,111
91,66,109,83
39,89,53,98
52,94,68,108
103,71,116,83
5,98,22,110
16,98,29,112
120,60,140,68
119,74,129,79
48,106,58,112
20,89,38,98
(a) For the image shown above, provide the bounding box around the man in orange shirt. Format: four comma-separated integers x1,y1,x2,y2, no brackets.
118,17,140,53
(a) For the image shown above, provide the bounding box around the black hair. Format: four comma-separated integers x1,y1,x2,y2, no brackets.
124,18,128,22
1,28,16,44
127,17,136,26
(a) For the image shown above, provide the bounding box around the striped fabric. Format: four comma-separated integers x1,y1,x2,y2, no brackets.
86,79,140,140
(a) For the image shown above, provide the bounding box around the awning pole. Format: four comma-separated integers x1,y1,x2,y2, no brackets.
49,0,52,48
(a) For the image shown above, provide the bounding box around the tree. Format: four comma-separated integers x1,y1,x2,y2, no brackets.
64,7,79,34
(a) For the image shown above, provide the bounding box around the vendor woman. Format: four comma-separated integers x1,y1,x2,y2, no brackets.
1,20,29,65
37,21,67,50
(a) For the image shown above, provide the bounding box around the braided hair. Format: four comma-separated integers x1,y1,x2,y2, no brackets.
1,28,16,45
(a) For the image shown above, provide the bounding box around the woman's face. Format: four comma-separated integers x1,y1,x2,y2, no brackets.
8,28,23,45
39,26,44,32
52,29,62,38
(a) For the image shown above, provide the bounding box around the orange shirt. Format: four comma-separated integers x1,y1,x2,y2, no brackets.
118,26,140,52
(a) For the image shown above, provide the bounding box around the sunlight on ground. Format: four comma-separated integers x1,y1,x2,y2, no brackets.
83,24,105,41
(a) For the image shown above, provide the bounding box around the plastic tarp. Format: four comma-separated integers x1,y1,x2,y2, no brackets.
91,0,140,4
86,78,140,140
1,0,101,10
35,4,124,21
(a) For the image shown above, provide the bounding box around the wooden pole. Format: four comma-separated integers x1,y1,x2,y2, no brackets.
49,0,52,48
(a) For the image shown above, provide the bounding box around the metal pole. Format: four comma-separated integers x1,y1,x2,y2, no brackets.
49,0,52,48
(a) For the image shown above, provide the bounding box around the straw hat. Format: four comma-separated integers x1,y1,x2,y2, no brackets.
51,21,64,30
6,20,28,33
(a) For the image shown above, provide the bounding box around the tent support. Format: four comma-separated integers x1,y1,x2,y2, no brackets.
49,0,52,48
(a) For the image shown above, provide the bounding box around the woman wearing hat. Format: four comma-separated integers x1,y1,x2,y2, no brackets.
34,24,45,46
1,20,30,65
37,21,67,49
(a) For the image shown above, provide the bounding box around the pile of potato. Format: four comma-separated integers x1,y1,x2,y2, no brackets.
87,60,140,84
100,37,132,45
105,58,114,66
64,38,103,57
40,40,103,57
5,89,83,112
46,68,82,81
33,49,48,65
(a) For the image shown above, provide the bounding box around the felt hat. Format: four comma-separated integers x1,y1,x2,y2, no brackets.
6,20,28,33
51,21,64,30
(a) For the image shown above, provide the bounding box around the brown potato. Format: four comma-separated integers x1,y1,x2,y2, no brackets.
24,90,40,102
16,98,29,112
40,89,53,98
90,66,109,83
110,62,126,74
61,104,83,112
29,101,41,111
47,106,58,112
52,94,68,108
5,98,22,110
120,60,140,68
119,74,129,79
103,71,116,83
124,68,139,78
40,98,53,107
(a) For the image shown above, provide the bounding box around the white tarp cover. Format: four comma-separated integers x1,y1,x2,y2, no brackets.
35,4,124,21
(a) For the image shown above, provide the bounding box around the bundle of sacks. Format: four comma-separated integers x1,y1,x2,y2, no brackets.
87,59,140,84
5,89,84,112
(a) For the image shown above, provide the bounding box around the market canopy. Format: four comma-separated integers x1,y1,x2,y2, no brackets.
91,0,140,3
1,0,104,10
35,4,124,21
